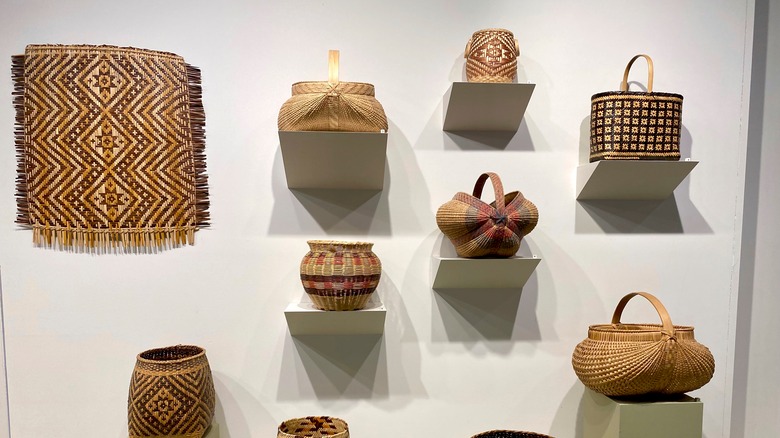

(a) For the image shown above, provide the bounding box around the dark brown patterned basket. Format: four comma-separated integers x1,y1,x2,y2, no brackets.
590,54,682,162
128,345,215,438
471,430,554,438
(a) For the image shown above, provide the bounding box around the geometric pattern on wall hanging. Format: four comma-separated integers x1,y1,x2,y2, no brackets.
13,45,209,252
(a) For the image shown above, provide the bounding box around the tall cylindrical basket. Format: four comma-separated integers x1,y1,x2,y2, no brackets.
300,240,382,311
128,345,215,438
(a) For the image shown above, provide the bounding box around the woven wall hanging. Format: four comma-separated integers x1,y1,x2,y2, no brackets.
13,44,209,252
589,54,683,162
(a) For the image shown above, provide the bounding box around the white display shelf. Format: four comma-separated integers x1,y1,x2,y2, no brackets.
432,256,540,289
443,82,535,132
581,389,703,438
284,301,386,335
279,131,387,190
576,160,698,200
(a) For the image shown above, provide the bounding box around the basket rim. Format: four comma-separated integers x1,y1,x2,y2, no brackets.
588,323,694,333
291,80,375,88
591,90,683,100
136,345,206,364
307,239,374,247
471,28,515,35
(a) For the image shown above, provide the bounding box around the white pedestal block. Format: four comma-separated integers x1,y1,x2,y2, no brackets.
279,131,387,190
443,82,535,132
581,389,703,438
432,256,540,289
576,160,698,200
284,301,386,335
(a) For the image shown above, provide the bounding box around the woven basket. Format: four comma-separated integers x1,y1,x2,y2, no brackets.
472,430,553,438
128,345,215,438
590,54,683,162
278,416,349,438
278,50,387,132
572,292,715,397
436,172,538,258
300,240,382,311
465,28,520,83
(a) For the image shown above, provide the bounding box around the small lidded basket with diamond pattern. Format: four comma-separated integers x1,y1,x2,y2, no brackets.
128,345,215,438
465,28,520,83
590,54,683,162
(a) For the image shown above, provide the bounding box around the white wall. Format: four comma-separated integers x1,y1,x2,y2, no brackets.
731,0,780,436
0,1,755,437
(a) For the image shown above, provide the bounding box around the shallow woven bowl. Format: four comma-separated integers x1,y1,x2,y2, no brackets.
471,430,554,438
277,416,349,438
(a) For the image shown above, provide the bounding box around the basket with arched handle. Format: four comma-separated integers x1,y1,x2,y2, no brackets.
572,292,714,396
589,54,683,162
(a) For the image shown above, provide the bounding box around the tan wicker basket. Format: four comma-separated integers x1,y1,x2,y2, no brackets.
278,416,349,438
465,28,520,83
300,240,382,311
572,292,715,396
278,50,387,132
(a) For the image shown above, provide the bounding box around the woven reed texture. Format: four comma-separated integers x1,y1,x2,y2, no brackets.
590,54,683,162
465,28,520,83
278,81,387,132
278,416,349,438
13,44,209,252
572,292,715,397
437,172,538,258
300,240,382,311
471,430,554,438
128,345,215,438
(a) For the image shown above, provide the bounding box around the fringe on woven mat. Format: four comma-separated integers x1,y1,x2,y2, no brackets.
32,226,197,254
12,54,30,227
186,63,210,230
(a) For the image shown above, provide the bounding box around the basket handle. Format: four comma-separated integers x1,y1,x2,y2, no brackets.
514,38,520,56
472,172,506,210
620,54,654,93
611,292,675,336
328,50,339,85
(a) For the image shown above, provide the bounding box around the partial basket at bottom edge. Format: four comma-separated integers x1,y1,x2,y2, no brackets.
472,430,554,438
277,416,349,438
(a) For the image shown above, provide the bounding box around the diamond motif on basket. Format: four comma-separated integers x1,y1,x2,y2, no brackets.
145,386,182,425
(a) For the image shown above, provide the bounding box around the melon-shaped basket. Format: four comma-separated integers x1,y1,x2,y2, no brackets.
572,292,715,396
